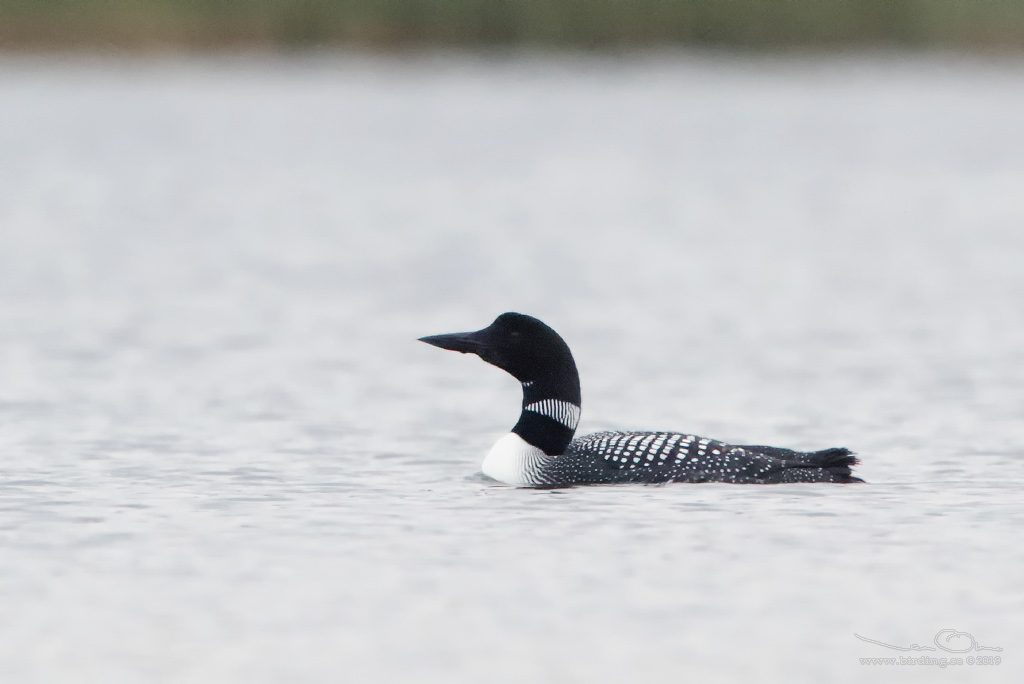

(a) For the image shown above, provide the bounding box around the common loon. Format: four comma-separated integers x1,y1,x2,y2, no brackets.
420,312,862,487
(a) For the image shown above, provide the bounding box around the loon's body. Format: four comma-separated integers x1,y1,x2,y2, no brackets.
420,312,861,488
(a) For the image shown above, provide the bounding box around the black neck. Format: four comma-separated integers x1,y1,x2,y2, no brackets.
511,370,581,456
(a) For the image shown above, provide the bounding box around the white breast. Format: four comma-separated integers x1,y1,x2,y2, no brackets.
481,433,550,486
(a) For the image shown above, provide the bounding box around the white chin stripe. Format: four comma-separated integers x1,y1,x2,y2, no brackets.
524,399,580,430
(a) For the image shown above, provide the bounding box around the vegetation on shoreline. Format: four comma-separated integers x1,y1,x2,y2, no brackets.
2,0,1024,50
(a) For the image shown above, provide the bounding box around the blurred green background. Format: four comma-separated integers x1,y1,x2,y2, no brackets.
2,0,1024,49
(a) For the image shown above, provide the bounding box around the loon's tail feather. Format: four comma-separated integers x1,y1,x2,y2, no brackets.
793,447,862,483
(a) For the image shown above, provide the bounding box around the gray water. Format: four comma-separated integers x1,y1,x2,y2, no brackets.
1,53,1022,683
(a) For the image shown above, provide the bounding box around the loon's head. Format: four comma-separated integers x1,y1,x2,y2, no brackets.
419,312,581,456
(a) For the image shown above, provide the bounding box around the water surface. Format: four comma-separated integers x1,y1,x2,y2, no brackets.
1,53,1022,682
